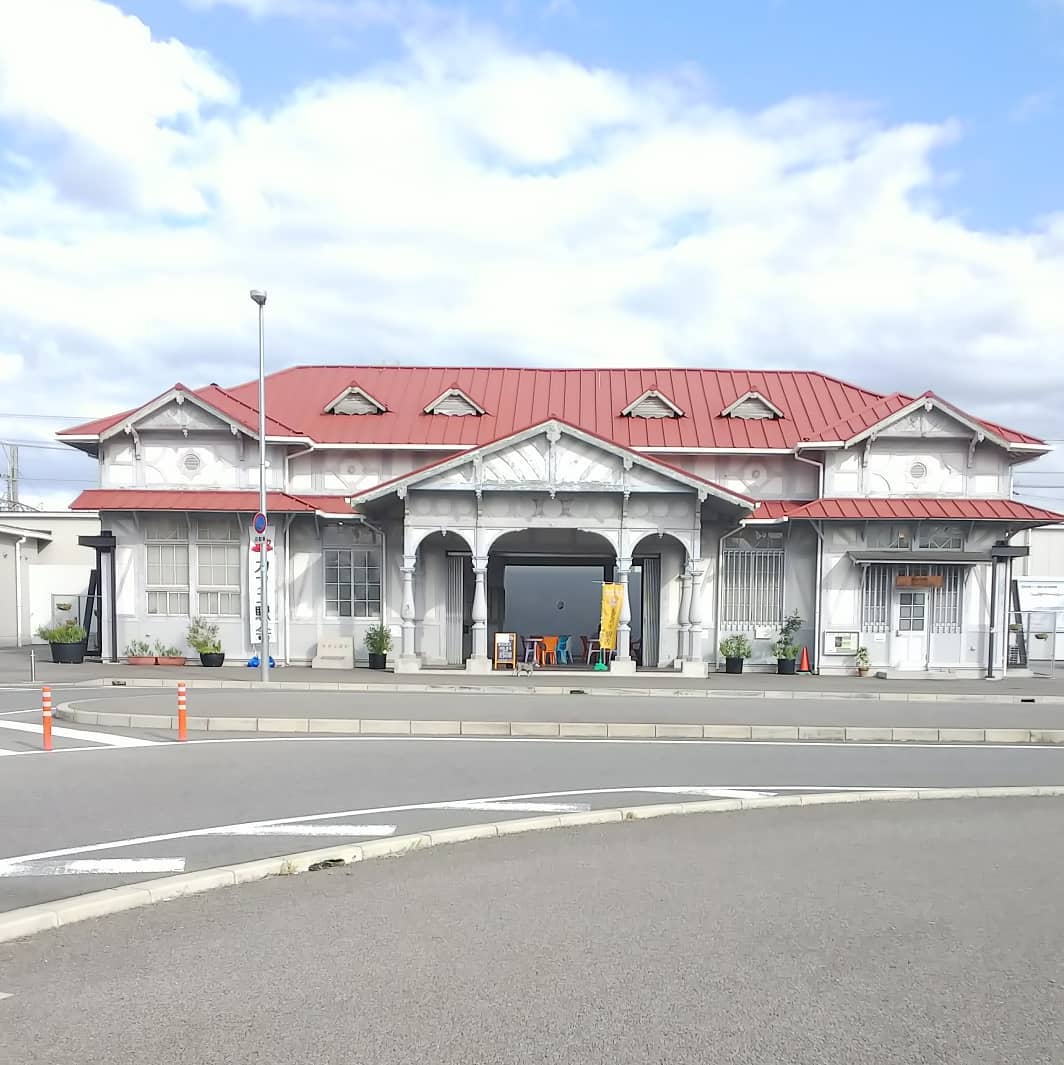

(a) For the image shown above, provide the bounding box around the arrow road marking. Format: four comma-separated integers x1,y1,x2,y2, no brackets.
204,824,397,838
0,858,186,877
425,800,591,813
636,787,774,800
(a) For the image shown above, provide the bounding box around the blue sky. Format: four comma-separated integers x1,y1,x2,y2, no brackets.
1,0,1063,508
126,0,1064,230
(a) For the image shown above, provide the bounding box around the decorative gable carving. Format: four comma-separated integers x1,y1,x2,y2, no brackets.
424,388,485,417
720,391,784,420
621,389,684,419
324,386,386,416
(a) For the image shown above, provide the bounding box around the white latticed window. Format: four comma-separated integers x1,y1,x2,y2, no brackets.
918,525,964,551
861,565,891,632
929,566,963,632
324,547,381,618
720,529,784,627
197,517,241,616
145,517,189,615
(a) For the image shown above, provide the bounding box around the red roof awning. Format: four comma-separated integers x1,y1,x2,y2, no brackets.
773,498,1064,523
70,490,357,516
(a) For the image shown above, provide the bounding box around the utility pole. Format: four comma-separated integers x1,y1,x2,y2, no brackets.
0,443,18,509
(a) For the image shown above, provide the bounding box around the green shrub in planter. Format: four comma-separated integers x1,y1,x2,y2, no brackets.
364,622,393,669
720,634,752,675
186,617,225,665
37,621,87,664
772,610,803,675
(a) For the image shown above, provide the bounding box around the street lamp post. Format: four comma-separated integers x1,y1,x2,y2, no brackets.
250,289,269,684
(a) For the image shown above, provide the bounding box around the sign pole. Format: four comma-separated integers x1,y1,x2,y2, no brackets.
250,290,269,684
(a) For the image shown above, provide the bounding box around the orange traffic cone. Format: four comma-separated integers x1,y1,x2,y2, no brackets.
797,646,811,673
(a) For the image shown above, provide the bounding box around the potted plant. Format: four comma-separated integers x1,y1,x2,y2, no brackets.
125,639,155,665
719,634,752,675
855,646,871,678
187,617,225,667
153,639,187,667
364,622,393,670
772,610,803,675
36,621,87,664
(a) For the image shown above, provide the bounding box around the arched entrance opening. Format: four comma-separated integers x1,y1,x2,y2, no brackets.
488,528,616,668
631,531,690,669
415,530,474,667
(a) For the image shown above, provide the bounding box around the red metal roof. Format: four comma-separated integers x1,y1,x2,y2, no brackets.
70,490,356,515
780,498,1064,522
57,366,1046,451
748,500,810,519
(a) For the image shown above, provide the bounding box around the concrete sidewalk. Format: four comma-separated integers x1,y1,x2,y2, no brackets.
3,647,1061,699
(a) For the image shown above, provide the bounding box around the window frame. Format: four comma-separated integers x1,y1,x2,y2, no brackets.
145,521,190,617
196,517,242,617
323,546,382,619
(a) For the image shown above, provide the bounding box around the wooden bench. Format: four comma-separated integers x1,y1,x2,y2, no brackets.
311,637,354,670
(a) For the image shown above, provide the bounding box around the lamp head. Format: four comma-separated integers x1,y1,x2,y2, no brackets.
249,289,267,306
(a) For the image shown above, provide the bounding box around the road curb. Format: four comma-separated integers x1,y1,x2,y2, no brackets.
54,703,1064,745
41,676,1064,703
2,787,1063,946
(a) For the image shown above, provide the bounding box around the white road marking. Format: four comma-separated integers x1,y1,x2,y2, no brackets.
0,748,17,756
0,718,156,748
5,734,1064,758
0,709,42,717
0,858,186,877
426,800,591,813
204,824,396,838
0,785,879,868
0,993,11,1001
637,787,773,799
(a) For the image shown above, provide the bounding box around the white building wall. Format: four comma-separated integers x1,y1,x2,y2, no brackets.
101,434,286,491
657,453,818,500
288,449,455,495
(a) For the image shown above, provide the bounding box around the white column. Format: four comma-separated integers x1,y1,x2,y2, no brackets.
676,567,692,668
611,557,636,674
396,553,420,672
466,556,492,673
682,562,708,677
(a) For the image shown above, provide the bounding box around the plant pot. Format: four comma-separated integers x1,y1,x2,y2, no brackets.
777,658,797,675
199,652,225,667
857,667,870,677
368,653,388,670
127,656,156,666
155,656,187,667
51,641,85,665
724,656,744,675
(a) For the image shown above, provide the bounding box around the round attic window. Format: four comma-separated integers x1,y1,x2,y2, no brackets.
909,461,928,480
182,452,202,473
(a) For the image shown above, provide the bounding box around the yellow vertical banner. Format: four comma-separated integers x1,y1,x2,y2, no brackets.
599,582,624,650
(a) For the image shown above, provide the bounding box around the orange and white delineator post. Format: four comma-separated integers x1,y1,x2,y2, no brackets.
177,681,187,742
42,685,53,751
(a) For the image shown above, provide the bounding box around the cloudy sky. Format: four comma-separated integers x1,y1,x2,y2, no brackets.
1,0,1063,509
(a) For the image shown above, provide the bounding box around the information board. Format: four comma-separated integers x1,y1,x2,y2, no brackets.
493,631,517,670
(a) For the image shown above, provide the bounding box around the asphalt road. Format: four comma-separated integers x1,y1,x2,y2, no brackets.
4,716,1064,909
2,798,1062,1064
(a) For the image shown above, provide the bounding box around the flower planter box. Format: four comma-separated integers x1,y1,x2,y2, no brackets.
155,656,187,667
199,652,225,667
50,642,86,665
777,658,797,675
127,656,156,666
368,653,388,670
724,656,744,675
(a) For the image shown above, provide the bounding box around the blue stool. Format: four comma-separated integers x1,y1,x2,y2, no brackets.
557,635,571,664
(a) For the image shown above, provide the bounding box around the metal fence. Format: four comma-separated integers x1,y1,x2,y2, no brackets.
1007,610,1062,678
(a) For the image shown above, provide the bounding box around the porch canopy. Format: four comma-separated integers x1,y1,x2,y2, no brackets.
350,417,754,673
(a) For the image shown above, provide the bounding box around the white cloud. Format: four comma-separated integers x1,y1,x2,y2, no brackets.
0,0,1063,504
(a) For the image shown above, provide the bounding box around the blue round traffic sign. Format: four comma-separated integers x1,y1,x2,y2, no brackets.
253,512,267,535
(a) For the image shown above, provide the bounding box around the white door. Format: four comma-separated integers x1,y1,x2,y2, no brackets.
893,590,929,670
